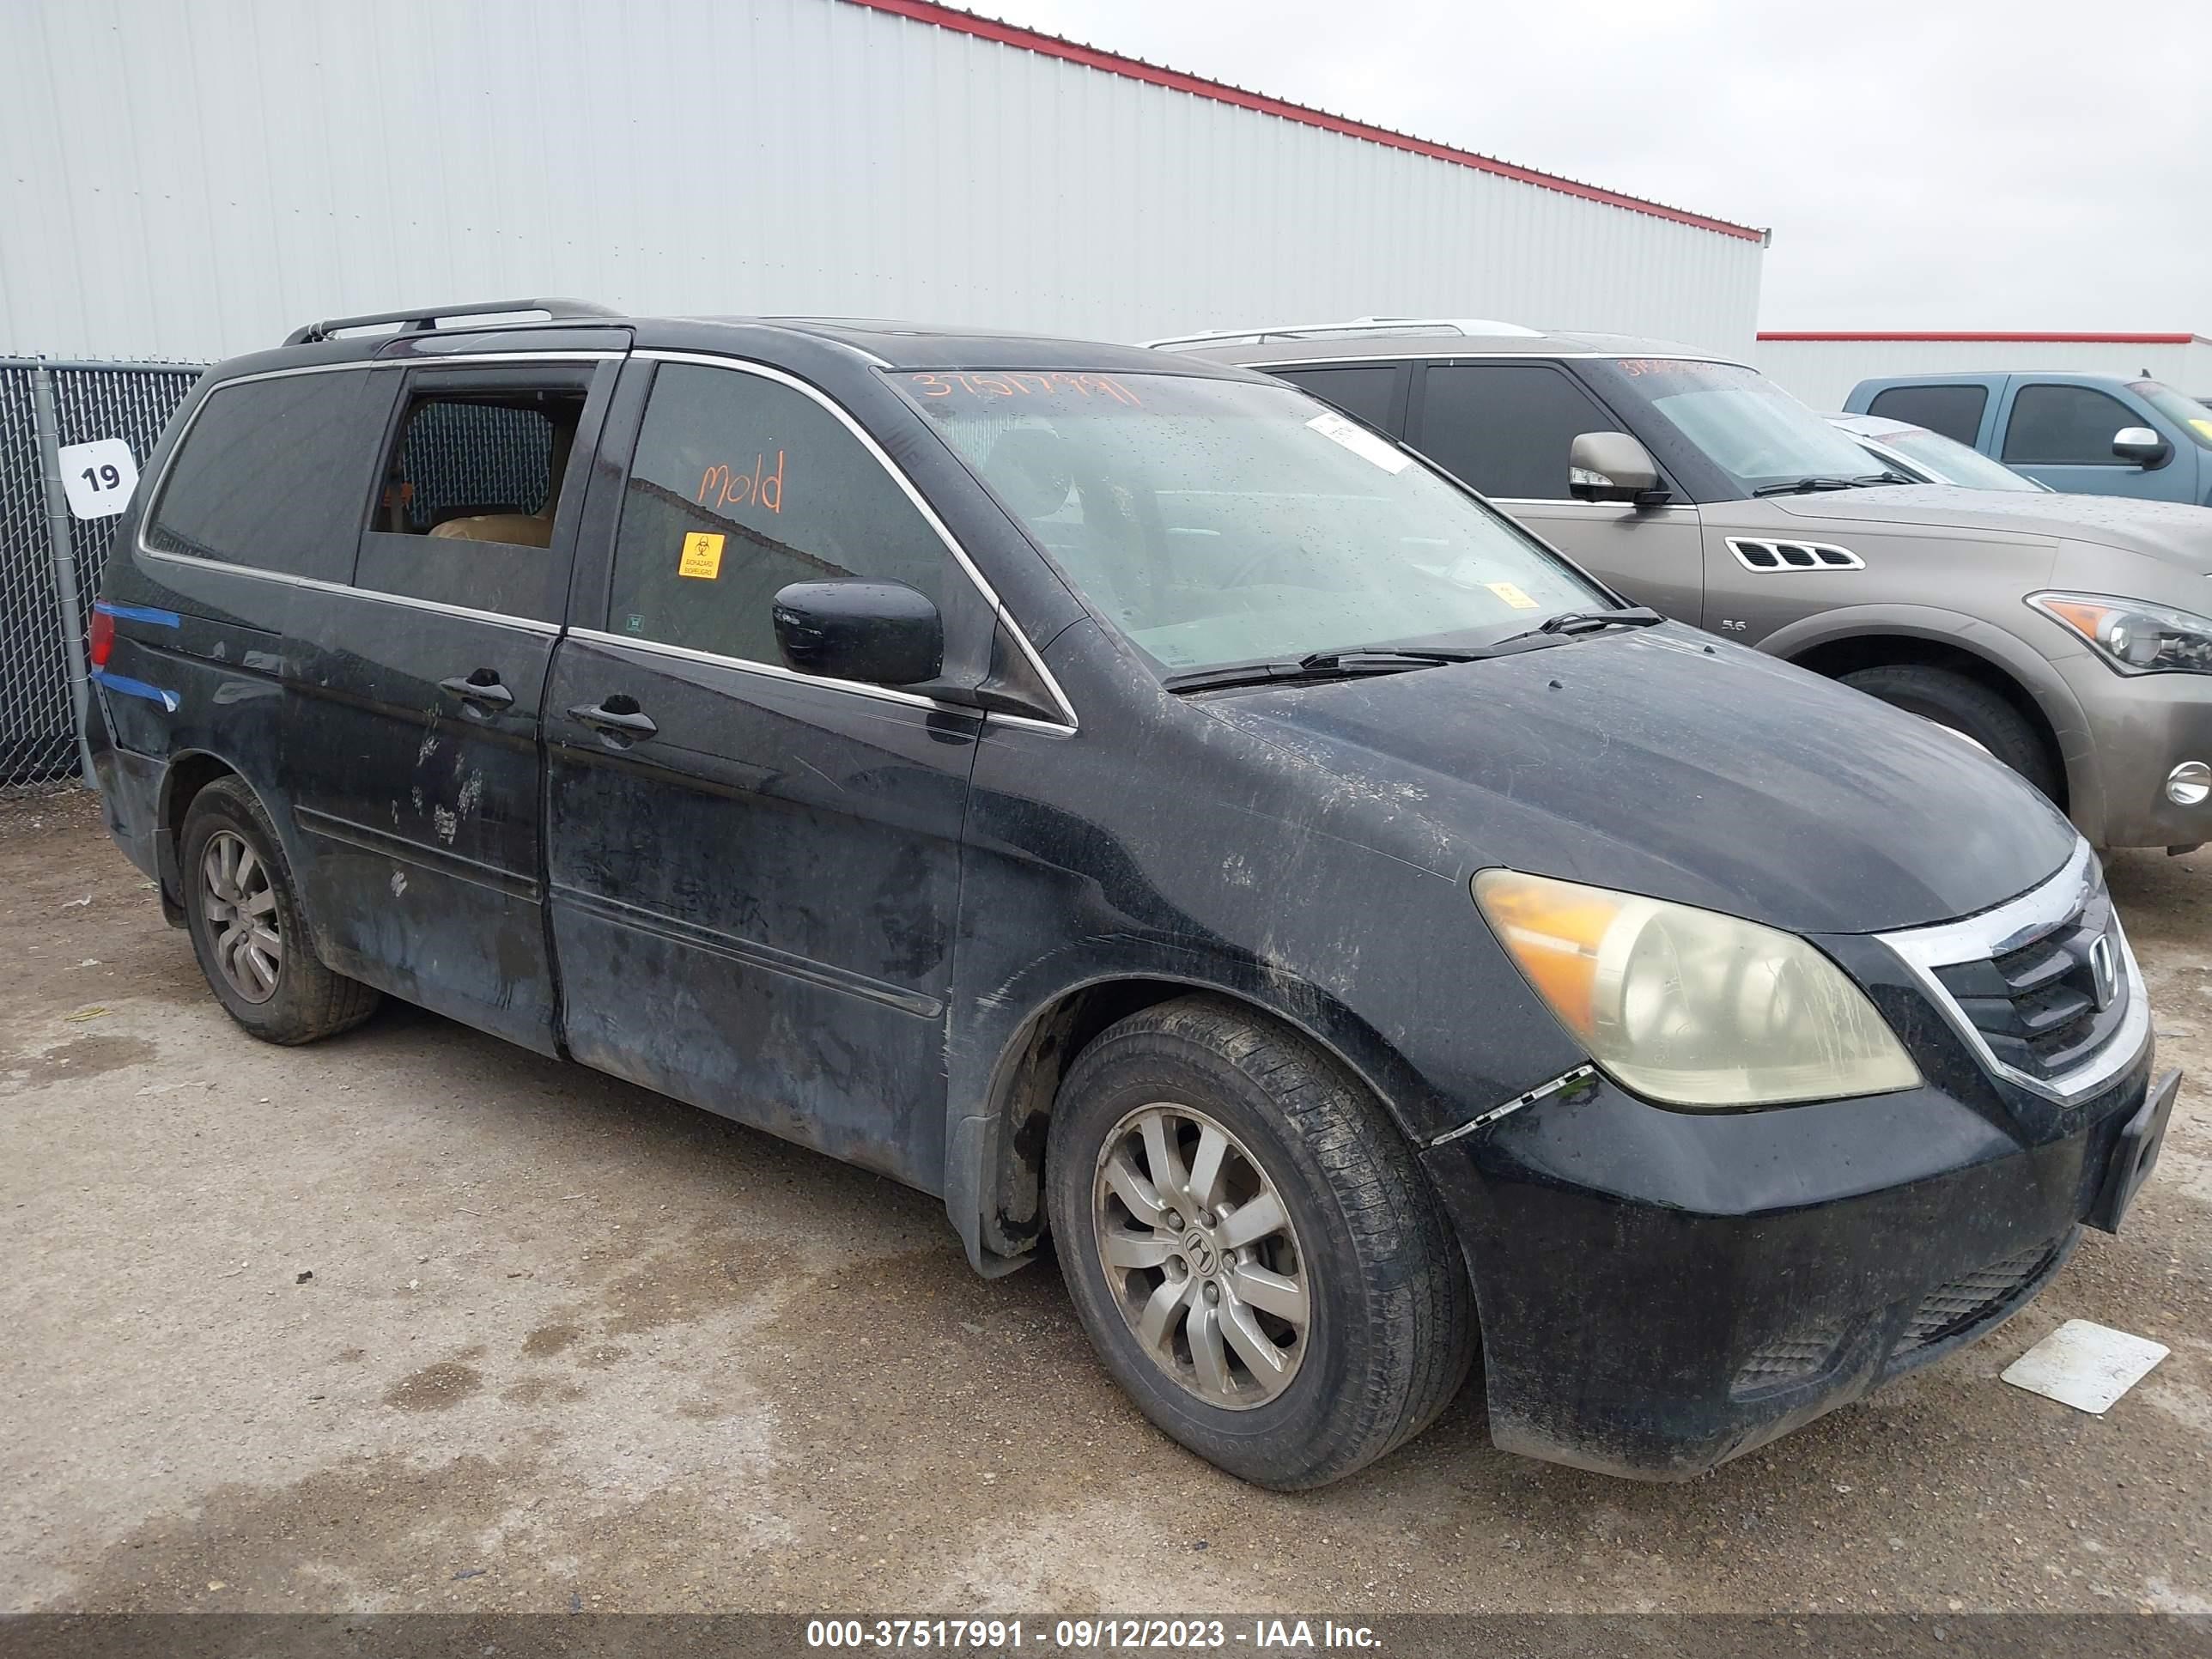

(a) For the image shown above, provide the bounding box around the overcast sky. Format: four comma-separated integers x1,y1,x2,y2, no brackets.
981,0,2212,331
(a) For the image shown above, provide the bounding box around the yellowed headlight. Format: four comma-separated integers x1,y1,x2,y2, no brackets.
1473,868,1921,1109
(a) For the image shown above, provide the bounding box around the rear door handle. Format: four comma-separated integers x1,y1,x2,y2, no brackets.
567,696,658,743
439,670,515,714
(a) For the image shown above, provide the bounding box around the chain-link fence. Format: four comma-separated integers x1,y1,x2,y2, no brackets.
1,360,204,792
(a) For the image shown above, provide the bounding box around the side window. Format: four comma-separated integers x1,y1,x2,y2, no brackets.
355,380,590,623
1272,366,1403,434
145,371,382,582
2002,385,2142,465
607,363,950,666
1866,384,1986,447
1416,363,1620,500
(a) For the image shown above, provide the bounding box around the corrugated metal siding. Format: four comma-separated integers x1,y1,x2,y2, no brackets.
0,0,1763,362
1756,339,2212,410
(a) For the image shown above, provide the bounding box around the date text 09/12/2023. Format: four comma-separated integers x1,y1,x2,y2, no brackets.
804,1618,1382,1650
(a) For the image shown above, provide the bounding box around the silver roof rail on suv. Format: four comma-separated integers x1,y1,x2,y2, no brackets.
1145,316,1545,351
283,298,620,346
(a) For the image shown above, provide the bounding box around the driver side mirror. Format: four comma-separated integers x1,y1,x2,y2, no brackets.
2112,427,2172,469
1569,431,1664,504
772,579,943,687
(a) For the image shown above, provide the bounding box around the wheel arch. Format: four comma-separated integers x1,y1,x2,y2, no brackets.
947,959,1443,1276
155,750,244,925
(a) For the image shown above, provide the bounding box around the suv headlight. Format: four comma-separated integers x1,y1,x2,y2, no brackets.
2030,592,2212,675
1473,869,1921,1109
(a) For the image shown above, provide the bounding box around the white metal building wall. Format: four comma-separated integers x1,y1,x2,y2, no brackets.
1755,337,2212,410
0,0,1765,364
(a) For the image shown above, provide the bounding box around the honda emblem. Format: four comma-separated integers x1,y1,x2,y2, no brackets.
2089,933,2119,1012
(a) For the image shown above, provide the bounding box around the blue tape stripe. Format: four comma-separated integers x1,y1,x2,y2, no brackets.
94,600,182,627
90,669,180,713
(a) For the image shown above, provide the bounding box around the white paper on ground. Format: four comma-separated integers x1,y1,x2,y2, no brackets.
2000,1319,2168,1414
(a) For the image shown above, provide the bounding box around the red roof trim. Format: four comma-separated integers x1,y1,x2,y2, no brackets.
1759,331,2207,346
842,0,1769,244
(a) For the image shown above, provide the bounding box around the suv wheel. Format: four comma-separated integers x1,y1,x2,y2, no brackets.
1841,664,2061,800
1044,995,1475,1490
180,778,380,1043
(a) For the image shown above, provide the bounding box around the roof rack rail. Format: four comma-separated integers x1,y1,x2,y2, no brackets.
1146,316,1543,350
283,298,620,347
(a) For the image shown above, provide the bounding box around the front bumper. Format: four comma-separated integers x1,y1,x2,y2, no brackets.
1425,1051,2168,1479
2055,652,2212,848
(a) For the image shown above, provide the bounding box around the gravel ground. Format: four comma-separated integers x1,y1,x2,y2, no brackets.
3,789,2209,1616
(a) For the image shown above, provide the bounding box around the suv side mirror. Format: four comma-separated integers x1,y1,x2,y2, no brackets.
773,579,944,687
1569,431,1663,504
2112,427,2172,468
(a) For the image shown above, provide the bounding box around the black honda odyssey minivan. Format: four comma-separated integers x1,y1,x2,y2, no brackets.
88,301,2178,1488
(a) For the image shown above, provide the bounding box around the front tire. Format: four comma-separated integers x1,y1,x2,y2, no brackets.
1045,996,1475,1490
179,777,380,1044
1840,663,2062,800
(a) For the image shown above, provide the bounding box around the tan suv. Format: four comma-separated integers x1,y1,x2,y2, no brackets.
1156,320,2212,852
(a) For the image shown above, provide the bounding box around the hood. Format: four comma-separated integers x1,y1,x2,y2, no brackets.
1766,483,2212,570
1202,624,2077,935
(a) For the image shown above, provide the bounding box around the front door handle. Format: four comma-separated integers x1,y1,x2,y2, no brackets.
439,670,515,714
567,696,658,744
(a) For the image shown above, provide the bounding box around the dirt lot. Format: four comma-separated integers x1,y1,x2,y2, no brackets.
3,790,2209,1617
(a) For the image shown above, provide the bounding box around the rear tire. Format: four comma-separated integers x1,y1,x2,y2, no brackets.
1045,995,1475,1490
1840,663,2061,800
179,777,380,1044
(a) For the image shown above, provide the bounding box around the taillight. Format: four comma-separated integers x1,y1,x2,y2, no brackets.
89,607,114,667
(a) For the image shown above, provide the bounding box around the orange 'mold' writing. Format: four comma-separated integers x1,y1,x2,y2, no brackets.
698,451,786,514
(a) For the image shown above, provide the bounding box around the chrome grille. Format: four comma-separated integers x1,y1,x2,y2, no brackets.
1877,841,2148,1105
1930,886,2129,1084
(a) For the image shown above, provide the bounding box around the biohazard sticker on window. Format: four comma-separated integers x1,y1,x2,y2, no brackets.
678,532,725,579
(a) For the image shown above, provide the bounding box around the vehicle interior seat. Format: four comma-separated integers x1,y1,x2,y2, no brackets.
423,402,580,549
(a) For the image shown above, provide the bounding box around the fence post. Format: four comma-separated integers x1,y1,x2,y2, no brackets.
29,365,99,790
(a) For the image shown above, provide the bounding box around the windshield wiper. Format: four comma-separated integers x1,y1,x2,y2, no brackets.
1161,615,1667,695
1298,646,1489,670
1162,647,1485,696
1535,607,1664,636
1752,471,1914,496
1751,476,1863,496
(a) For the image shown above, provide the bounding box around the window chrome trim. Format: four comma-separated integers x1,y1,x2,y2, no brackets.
1875,839,2150,1105
635,349,1078,732
295,572,564,632
129,347,1082,734
568,626,969,716
133,545,564,633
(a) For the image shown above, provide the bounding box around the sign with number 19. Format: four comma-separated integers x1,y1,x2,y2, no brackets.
58,437,139,520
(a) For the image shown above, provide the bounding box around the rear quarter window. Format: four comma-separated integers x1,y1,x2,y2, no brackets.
144,370,386,583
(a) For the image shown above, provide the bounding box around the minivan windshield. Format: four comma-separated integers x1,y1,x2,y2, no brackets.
1617,359,1895,497
897,370,1611,675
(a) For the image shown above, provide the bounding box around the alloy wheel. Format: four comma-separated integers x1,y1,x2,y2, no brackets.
200,830,283,1003
1091,1102,1310,1410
